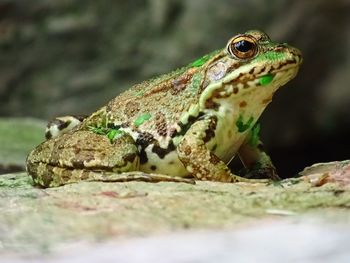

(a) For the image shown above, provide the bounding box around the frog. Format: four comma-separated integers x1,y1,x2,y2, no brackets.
26,30,302,188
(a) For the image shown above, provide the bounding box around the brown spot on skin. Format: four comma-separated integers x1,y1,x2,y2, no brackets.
155,112,168,137
225,62,240,74
124,101,140,118
150,165,157,171
205,99,219,109
205,88,233,110
183,145,192,156
209,154,220,165
121,122,130,128
233,87,239,94
239,101,247,108
171,73,193,95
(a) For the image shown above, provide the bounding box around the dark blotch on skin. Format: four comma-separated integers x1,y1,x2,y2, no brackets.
136,132,155,164
107,123,121,129
123,153,137,163
47,118,70,131
45,131,52,139
152,141,176,159
172,113,204,138
203,116,217,143
136,132,155,148
150,165,157,171
71,159,85,169
139,148,148,164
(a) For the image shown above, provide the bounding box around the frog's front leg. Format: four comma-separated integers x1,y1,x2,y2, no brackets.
177,117,265,183
238,126,280,180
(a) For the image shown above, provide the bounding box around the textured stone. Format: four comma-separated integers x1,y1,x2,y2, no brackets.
0,172,349,258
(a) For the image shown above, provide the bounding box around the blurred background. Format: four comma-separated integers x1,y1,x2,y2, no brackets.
0,0,349,177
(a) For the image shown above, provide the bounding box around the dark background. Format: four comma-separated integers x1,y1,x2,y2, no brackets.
0,0,349,177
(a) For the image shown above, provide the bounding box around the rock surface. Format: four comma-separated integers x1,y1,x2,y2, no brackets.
1,172,349,262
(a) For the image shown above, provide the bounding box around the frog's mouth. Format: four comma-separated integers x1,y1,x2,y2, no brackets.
223,64,299,90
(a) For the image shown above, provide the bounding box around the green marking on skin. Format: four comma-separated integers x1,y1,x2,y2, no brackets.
254,51,286,62
236,115,254,133
88,126,108,135
190,72,203,90
107,129,125,142
88,125,124,143
249,123,261,147
190,50,220,68
259,74,274,86
134,112,152,127
135,90,145,97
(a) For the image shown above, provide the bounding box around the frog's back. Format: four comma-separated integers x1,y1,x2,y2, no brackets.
105,64,205,130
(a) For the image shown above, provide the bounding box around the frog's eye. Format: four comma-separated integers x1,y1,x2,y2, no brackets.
227,35,258,60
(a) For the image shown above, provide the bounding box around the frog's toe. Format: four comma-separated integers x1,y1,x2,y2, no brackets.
239,165,280,181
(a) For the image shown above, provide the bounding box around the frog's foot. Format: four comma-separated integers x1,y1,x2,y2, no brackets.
238,131,280,181
239,165,278,180
177,117,269,184
45,115,88,139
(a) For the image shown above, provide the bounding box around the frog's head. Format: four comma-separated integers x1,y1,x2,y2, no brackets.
199,30,302,110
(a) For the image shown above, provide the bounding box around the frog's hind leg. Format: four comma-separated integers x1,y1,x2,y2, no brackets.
45,115,88,139
30,164,195,188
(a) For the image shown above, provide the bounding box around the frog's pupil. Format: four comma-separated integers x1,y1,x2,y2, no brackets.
235,40,253,52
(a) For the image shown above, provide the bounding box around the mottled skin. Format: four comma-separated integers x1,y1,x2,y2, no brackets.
26,30,302,187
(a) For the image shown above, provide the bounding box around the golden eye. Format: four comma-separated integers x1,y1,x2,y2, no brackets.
227,35,258,60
